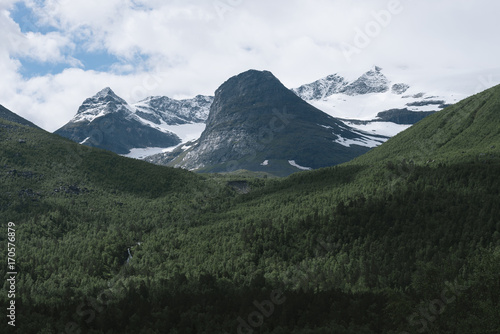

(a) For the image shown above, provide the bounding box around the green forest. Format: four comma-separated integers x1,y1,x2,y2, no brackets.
1,85,500,333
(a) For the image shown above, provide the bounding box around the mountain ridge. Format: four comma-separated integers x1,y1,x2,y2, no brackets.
132,94,213,125
53,66,453,160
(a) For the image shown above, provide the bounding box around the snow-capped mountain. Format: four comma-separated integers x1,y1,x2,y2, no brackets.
291,66,393,100
70,87,132,123
340,65,391,95
147,70,387,176
55,88,182,154
292,74,348,101
292,66,453,131
132,95,213,125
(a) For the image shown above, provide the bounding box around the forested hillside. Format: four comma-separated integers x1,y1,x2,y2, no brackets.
1,85,499,333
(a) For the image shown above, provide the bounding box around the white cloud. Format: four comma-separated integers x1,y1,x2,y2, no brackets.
1,0,500,131
22,31,79,64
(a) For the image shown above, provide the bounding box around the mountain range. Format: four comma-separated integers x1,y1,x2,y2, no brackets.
53,66,452,175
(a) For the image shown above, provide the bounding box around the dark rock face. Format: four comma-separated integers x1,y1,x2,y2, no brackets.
171,70,386,175
55,88,181,154
406,100,446,108
376,109,437,125
57,113,181,155
392,83,410,95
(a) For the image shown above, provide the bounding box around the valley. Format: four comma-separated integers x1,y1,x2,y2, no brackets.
0,83,499,333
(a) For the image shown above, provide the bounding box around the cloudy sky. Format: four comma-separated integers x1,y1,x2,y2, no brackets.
1,0,500,131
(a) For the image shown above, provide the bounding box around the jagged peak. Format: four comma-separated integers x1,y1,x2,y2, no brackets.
86,87,127,105
139,95,171,103
75,87,130,118
360,66,387,78
325,73,344,80
340,66,390,94
94,87,118,98
137,95,214,105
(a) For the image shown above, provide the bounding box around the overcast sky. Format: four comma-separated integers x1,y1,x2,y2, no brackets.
1,0,500,131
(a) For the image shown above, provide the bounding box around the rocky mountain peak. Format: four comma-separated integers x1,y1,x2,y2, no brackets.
95,87,115,97
90,87,125,104
206,69,287,125
292,66,394,101
132,94,213,125
213,70,278,100
76,87,129,117
291,74,347,100
340,66,390,95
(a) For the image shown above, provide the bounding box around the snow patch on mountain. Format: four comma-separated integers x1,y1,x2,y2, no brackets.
319,122,388,148
80,137,90,145
288,160,312,171
344,121,411,137
334,134,386,148
125,147,176,159
123,123,206,159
